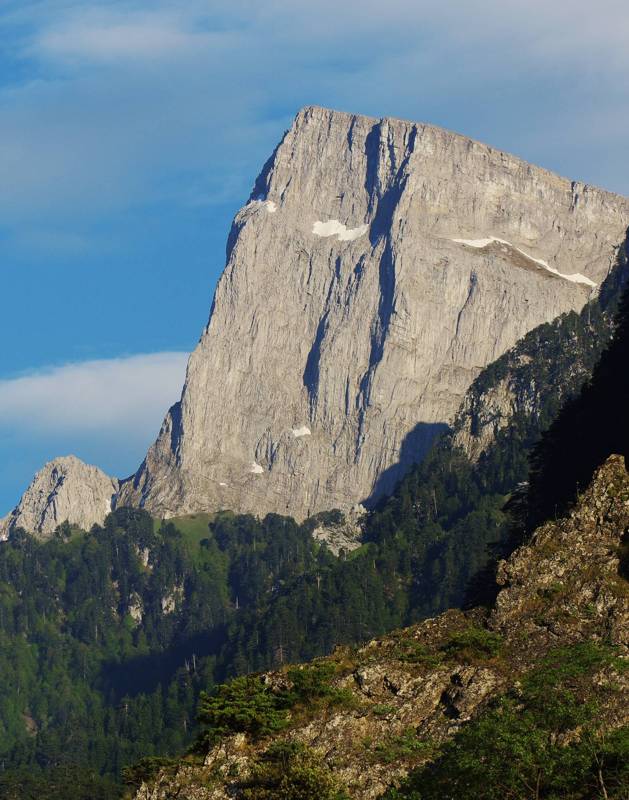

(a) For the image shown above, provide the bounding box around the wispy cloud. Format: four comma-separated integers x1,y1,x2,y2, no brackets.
0,0,626,235
33,7,223,62
0,352,188,436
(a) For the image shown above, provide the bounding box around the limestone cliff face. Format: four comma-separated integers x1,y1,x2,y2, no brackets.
0,456,118,540
118,106,629,521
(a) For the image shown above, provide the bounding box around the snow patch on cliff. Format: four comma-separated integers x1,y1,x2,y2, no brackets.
313,220,368,242
453,237,496,248
292,425,311,437
250,462,264,475
452,237,597,288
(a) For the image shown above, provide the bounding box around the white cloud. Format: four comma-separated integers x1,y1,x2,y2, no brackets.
0,352,188,435
33,7,223,62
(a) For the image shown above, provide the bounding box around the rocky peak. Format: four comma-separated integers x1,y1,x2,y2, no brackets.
116,105,629,521
0,455,119,540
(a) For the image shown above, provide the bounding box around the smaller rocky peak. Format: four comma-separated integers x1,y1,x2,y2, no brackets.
0,455,119,540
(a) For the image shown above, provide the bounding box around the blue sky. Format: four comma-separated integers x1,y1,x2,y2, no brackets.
1,0,629,513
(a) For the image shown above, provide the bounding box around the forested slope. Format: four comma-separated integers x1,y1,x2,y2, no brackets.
130,454,629,800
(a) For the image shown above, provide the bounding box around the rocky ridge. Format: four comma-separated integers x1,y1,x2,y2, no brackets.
116,105,629,522
0,456,119,540
133,454,629,799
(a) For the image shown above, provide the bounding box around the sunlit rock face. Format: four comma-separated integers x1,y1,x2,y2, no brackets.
118,105,629,521
0,456,118,540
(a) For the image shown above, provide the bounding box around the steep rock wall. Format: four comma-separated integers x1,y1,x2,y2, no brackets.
100,107,629,518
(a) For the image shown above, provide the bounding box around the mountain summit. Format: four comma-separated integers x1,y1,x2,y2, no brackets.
117,106,629,520
6,106,629,533
0,456,118,539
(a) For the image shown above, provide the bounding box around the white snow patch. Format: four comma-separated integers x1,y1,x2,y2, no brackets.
453,237,496,248
451,237,597,288
292,425,311,438
313,219,368,242
219,482,228,487
266,201,277,213
250,462,264,475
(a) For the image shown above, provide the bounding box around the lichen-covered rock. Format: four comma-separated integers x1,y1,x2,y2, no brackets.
0,455,118,540
490,453,629,656
118,106,629,522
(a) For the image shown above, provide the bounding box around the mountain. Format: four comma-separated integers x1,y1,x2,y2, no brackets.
351,244,628,618
129,454,629,800
115,105,629,522
0,456,118,540
5,106,629,530
0,209,627,800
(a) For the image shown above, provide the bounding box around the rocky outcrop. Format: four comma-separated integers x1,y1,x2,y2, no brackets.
0,456,118,540
309,505,365,555
118,105,629,521
453,374,520,460
490,453,629,651
133,455,629,800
